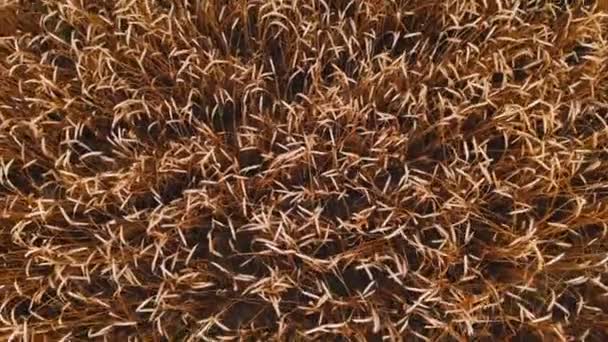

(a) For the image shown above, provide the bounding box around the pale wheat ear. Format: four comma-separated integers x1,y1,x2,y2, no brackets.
0,0,608,340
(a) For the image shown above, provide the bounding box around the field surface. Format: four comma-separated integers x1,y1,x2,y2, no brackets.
1,0,608,340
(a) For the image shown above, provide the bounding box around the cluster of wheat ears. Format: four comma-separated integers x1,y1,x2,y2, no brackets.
1,0,608,340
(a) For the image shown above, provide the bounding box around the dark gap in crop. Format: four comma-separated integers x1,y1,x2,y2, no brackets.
221,301,272,330
207,229,233,262
341,132,368,155
229,19,250,58
165,120,195,140
531,195,572,222
486,322,512,339
373,165,404,190
512,56,531,82
392,34,418,58
552,290,578,321
287,310,322,330
491,72,504,88
79,276,115,298
373,31,397,56
267,32,286,77
212,100,240,135
326,265,369,297
513,66,528,82
13,298,31,319
232,255,269,280
587,330,608,342
404,144,447,169
40,181,65,199
51,53,76,71
247,7,259,41
80,123,115,156
365,331,383,342
286,67,312,102
462,109,487,133
232,228,261,254
110,325,139,341
238,147,264,176
407,50,418,65
48,21,76,45
321,52,359,84
533,118,548,139
420,227,443,248
510,328,543,342
482,260,521,283
282,163,311,188
321,61,336,84
486,134,508,163
46,111,63,121
338,53,359,81
446,261,465,283
115,222,147,246
374,31,416,58
191,101,204,121
82,1,116,16
132,192,159,211
328,0,356,17
88,209,114,225
322,190,368,222
461,278,486,295
36,294,62,319
156,0,172,10
565,42,592,66
431,33,449,62
404,313,427,341
1,167,35,195
563,224,603,246
159,175,189,204
406,130,439,160
484,196,514,224
313,239,344,260
567,107,606,138
153,72,175,88
183,224,212,259
405,197,435,219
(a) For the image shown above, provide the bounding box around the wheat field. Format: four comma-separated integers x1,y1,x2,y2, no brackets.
1,0,608,341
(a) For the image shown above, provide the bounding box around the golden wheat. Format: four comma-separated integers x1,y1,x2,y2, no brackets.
1,0,608,341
